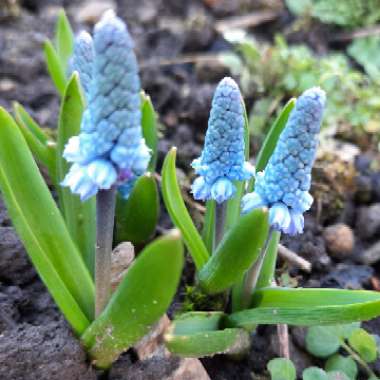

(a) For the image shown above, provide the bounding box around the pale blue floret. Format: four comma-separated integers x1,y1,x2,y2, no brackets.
191,77,254,204
68,31,94,97
62,11,150,201
241,87,326,235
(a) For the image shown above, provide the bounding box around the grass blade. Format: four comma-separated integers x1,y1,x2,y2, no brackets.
43,39,66,96
55,9,74,72
255,98,295,173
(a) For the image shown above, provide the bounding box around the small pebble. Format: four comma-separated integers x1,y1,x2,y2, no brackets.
360,241,380,265
73,0,116,25
356,203,380,239
323,223,354,259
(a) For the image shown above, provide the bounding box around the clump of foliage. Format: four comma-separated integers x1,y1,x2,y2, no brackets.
221,34,380,141
267,323,380,380
0,10,182,370
285,0,380,27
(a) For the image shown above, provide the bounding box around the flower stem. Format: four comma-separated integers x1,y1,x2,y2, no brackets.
341,341,378,378
240,229,273,309
214,202,227,250
95,187,116,317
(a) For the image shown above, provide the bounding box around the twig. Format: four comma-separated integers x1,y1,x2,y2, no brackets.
278,244,312,273
140,53,220,69
273,280,290,359
277,323,290,359
329,25,380,42
215,10,280,33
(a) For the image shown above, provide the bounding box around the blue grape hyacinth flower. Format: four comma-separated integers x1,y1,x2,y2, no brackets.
191,77,254,204
62,11,150,201
68,31,94,97
241,87,326,235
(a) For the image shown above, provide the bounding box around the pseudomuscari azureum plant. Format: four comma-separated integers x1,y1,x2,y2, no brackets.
161,77,380,358
0,10,183,369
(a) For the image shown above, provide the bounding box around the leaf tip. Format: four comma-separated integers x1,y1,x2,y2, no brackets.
168,228,181,240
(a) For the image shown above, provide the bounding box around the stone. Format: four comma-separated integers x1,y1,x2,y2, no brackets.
134,314,171,360
72,1,116,25
0,318,96,380
111,242,135,290
111,355,210,380
356,203,380,239
360,241,380,265
323,223,354,259
320,264,373,289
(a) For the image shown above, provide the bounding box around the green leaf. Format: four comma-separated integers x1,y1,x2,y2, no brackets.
43,39,66,96
306,326,341,358
115,173,159,245
0,108,94,330
227,288,380,330
255,230,281,289
56,73,96,276
81,231,184,369
303,367,328,380
267,358,296,380
141,92,158,172
202,200,216,253
13,103,57,183
334,323,361,340
325,355,358,380
255,98,296,173
54,9,74,72
165,311,250,358
13,102,50,144
198,208,269,294
161,147,209,270
348,328,377,363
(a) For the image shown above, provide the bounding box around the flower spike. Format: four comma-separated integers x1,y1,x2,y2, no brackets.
62,11,150,201
242,87,326,235
68,31,94,97
191,77,254,204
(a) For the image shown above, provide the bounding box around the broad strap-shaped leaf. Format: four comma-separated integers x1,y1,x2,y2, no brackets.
227,288,380,330
56,73,96,276
54,9,74,72
161,147,209,270
115,173,159,245
198,208,269,294
141,92,158,172
165,311,250,358
43,39,66,96
81,231,184,369
0,108,94,326
13,102,57,183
